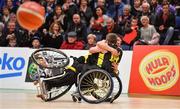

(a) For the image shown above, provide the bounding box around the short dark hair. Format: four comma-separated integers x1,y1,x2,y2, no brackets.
106,33,117,46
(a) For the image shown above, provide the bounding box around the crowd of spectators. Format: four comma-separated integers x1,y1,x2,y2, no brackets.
0,0,179,50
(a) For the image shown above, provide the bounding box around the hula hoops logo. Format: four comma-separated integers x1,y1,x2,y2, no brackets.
0,53,25,79
139,50,179,91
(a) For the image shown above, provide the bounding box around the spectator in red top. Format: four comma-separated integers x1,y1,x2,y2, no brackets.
89,6,108,41
60,31,84,50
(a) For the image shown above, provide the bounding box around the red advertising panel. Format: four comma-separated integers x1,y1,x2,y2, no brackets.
129,46,180,96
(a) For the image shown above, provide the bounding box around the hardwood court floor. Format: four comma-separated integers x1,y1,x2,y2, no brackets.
0,89,180,109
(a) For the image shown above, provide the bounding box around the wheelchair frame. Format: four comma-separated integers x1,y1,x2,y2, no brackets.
29,48,122,104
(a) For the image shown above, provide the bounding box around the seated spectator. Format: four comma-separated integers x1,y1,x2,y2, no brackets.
78,0,93,27
43,0,56,18
9,13,16,23
3,21,27,47
1,6,10,24
90,0,107,10
31,36,42,49
6,33,18,47
6,0,18,13
66,13,87,42
21,29,41,47
157,0,176,14
155,3,175,45
42,22,64,49
62,0,78,25
119,4,132,34
117,35,123,48
84,34,96,50
121,17,140,50
150,0,161,15
60,31,84,50
104,17,122,35
135,16,160,45
89,6,108,41
106,0,125,23
45,5,67,31
139,2,156,25
131,0,142,17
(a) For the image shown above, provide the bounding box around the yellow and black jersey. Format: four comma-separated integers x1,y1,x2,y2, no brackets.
84,48,123,76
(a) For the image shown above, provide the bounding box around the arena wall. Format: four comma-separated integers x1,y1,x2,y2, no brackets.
0,47,132,94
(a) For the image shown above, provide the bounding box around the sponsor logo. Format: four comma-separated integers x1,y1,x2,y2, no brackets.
25,58,35,82
139,50,179,91
0,53,25,79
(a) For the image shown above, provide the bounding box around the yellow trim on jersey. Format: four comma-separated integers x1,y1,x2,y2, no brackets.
97,53,105,67
109,55,119,63
84,53,92,63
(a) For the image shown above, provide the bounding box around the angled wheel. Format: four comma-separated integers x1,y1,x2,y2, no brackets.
109,74,122,103
78,69,113,104
89,74,122,103
30,48,72,101
31,48,69,69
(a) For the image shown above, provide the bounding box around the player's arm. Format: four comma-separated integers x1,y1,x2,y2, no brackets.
89,45,106,53
96,40,119,56
89,40,107,53
112,62,119,75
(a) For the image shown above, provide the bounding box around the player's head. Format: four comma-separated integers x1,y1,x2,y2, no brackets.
106,33,118,48
34,53,48,67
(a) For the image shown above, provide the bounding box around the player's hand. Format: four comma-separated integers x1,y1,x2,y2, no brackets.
112,62,119,75
111,49,119,56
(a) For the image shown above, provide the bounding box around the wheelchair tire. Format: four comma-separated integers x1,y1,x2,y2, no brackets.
89,74,122,103
43,84,73,102
31,48,69,69
78,69,113,104
109,74,122,103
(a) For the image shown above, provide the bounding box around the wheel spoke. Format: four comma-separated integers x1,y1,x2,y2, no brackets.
81,88,95,95
82,77,94,86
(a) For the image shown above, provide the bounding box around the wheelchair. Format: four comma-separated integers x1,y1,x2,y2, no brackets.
28,48,122,104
